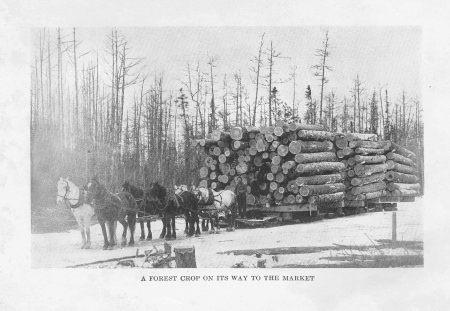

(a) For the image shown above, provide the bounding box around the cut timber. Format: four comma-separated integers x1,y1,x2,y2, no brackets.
353,155,386,164
349,140,391,149
300,141,334,153
246,194,256,205
351,181,386,195
277,144,289,157
299,183,345,196
386,152,416,167
236,162,248,174
335,137,348,149
345,133,378,141
386,183,421,191
345,193,365,201
391,189,419,197
297,130,335,141
313,192,344,204
288,123,325,131
351,172,385,186
232,140,249,150
342,147,354,156
344,200,365,208
174,246,197,268
294,152,337,164
336,150,345,159
390,142,417,162
387,161,418,175
354,163,388,176
211,130,231,142
385,171,419,183
230,126,248,141
288,141,302,154
355,147,386,155
296,162,345,175
295,173,343,186
199,167,209,178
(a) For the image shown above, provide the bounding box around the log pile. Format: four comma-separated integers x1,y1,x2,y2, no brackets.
384,142,421,197
193,124,421,213
193,121,345,210
335,133,391,204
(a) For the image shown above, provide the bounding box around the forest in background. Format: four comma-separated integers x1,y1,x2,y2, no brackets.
31,28,424,212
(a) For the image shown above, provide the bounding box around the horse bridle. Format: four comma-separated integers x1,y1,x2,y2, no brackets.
57,180,78,201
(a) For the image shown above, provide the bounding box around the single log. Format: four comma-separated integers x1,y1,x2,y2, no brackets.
386,183,421,192
385,171,419,183
288,123,325,131
295,195,304,203
299,183,345,196
236,162,248,175
230,126,248,141
388,161,418,175
345,133,377,141
265,134,274,142
342,147,354,156
270,182,278,191
298,130,335,141
205,156,214,166
355,147,386,155
296,162,345,175
282,160,296,170
350,172,385,186
277,144,289,157
199,138,217,147
351,181,386,195
274,191,284,201
390,142,417,162
295,173,343,186
253,155,263,167
199,167,209,178
294,152,337,164
336,150,346,159
174,246,197,268
335,137,348,149
218,154,227,163
347,158,356,166
288,141,302,154
347,170,356,177
354,163,388,176
270,165,281,174
274,126,284,137
313,192,345,204
199,180,209,188
354,155,386,164
266,126,275,135
262,152,269,159
286,194,296,204
364,191,384,200
386,152,416,167
246,194,256,205
390,189,418,197
300,141,334,153
272,156,281,166
349,140,391,149
266,173,274,181
275,172,285,183
345,193,366,201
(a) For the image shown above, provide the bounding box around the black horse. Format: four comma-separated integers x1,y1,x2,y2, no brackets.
147,182,200,240
122,180,157,241
85,176,137,250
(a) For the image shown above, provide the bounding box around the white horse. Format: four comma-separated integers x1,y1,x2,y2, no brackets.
192,186,237,233
56,177,95,249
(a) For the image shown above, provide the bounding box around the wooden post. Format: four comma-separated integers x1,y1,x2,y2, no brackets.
392,211,397,243
174,246,197,268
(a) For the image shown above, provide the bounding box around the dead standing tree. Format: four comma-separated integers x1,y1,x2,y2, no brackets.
250,33,265,126
311,30,332,125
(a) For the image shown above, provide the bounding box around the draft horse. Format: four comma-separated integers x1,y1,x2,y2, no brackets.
85,176,138,250
174,184,201,237
122,180,157,241
56,177,95,249
147,182,199,240
193,186,237,233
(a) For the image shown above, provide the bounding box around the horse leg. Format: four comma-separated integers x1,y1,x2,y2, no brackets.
84,218,91,249
160,218,166,239
79,226,86,249
99,220,109,250
184,218,189,235
195,214,201,237
107,221,116,250
119,218,128,247
164,216,172,240
146,220,152,240
215,214,221,234
128,212,136,246
139,220,145,241
171,216,177,240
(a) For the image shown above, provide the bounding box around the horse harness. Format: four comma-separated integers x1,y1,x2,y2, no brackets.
59,181,84,209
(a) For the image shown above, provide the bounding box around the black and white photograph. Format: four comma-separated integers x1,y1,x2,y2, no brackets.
1,0,450,310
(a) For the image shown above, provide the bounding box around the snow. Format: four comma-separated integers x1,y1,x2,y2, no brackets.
31,198,423,268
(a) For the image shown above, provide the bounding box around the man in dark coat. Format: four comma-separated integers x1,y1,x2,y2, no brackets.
235,177,247,219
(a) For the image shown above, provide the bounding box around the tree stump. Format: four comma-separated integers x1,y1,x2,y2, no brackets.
174,246,197,268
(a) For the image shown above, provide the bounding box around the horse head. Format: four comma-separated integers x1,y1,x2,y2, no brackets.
85,176,102,203
57,177,70,204
147,182,166,203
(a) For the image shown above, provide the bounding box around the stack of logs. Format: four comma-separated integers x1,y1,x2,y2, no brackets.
336,133,391,206
384,142,421,197
193,122,346,210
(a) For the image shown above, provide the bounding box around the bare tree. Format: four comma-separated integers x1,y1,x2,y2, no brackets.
250,33,265,126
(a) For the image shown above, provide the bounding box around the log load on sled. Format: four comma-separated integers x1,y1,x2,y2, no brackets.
193,121,422,220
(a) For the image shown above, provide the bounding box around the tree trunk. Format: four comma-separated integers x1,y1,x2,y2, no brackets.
351,181,386,195
288,123,325,131
310,192,344,204
386,152,416,167
354,163,388,176
385,171,419,183
386,183,421,191
351,172,385,186
349,140,391,149
299,141,334,153
298,130,335,141
294,152,337,164
355,147,386,155
387,161,418,175
299,183,345,196
389,142,417,162
295,162,345,175
353,155,386,164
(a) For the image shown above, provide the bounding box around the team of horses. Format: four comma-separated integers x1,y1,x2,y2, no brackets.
56,176,237,250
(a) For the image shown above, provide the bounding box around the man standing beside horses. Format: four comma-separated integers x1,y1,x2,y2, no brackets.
235,177,247,219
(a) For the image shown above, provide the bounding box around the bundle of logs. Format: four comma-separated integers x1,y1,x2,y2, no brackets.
193,121,346,210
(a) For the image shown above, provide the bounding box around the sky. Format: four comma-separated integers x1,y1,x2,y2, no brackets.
35,26,421,119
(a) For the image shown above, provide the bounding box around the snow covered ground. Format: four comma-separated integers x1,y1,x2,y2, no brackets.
31,198,423,268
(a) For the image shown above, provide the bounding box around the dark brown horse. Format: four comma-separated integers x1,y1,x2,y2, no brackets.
147,182,199,240
122,180,157,241
85,176,137,250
